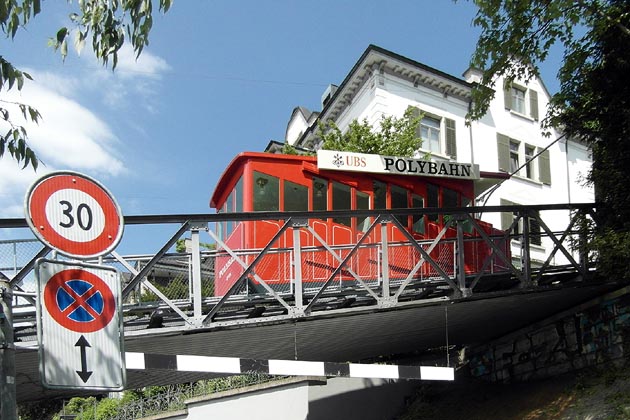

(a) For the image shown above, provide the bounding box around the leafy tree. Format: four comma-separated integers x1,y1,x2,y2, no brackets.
468,0,630,279
175,238,216,253
0,0,172,169
319,107,424,157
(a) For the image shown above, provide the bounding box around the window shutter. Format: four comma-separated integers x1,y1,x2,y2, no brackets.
445,118,457,159
529,89,539,120
497,134,510,172
411,106,422,139
500,199,514,232
503,82,512,110
538,148,551,185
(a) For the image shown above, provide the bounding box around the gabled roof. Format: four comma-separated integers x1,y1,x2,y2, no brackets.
296,44,475,148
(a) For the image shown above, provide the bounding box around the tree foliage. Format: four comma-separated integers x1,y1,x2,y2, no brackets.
318,107,424,157
0,0,172,169
469,0,630,279
467,0,629,125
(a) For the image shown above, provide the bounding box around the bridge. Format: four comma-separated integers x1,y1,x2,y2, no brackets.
1,203,618,402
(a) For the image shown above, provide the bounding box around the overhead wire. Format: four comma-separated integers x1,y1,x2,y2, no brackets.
476,132,567,209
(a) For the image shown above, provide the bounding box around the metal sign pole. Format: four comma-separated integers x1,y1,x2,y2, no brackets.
0,276,17,420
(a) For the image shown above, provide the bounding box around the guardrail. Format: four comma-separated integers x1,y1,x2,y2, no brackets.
0,203,596,338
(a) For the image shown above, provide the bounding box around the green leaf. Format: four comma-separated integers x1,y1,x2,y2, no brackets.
56,27,68,44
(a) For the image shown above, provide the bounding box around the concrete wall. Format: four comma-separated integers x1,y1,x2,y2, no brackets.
148,376,418,420
468,287,630,383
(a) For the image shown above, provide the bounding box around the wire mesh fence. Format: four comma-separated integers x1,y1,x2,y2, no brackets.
106,374,280,420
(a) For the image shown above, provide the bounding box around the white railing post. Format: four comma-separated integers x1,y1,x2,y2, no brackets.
291,219,308,315
190,222,207,326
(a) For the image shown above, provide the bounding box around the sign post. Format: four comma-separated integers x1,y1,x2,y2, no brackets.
23,171,126,391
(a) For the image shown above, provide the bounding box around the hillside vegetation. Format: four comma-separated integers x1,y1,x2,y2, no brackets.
399,362,630,420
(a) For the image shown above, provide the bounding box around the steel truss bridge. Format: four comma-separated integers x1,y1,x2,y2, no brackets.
1,203,619,402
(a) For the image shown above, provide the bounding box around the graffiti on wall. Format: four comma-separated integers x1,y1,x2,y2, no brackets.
469,294,630,382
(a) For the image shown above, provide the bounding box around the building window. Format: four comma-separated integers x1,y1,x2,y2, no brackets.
411,107,457,158
501,199,542,246
509,140,520,173
504,83,539,120
497,134,551,185
421,116,441,153
511,87,526,114
525,145,535,179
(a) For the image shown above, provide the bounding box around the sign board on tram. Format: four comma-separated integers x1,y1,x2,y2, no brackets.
25,171,124,259
36,259,125,390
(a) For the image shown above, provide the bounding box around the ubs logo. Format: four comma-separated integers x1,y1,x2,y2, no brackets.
332,153,367,169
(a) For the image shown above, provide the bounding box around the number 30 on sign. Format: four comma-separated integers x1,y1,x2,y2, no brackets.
25,171,124,259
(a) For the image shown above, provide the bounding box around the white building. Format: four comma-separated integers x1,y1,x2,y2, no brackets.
274,45,593,266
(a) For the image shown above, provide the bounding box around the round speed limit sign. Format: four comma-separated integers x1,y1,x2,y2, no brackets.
25,171,124,259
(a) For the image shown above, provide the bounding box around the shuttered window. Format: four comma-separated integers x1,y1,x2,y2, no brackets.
504,81,539,120
497,134,511,173
529,90,539,120
445,118,457,159
411,106,457,158
538,148,551,185
497,135,552,185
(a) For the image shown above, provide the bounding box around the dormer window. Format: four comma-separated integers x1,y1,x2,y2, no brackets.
504,82,539,120
511,87,526,115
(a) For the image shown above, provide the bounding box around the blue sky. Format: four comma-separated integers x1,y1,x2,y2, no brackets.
0,1,563,251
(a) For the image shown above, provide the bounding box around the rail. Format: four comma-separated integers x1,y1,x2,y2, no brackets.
0,203,596,339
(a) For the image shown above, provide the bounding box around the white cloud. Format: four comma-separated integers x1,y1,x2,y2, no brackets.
83,45,170,112
114,44,171,79
0,80,124,218
0,45,170,218
4,84,124,176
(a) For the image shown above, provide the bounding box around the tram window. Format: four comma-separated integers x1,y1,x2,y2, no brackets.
234,178,243,212
332,181,351,227
391,184,408,227
427,184,439,222
443,187,459,208
312,177,328,211
226,189,235,236
412,195,425,234
356,191,370,232
284,180,308,211
373,181,386,209
253,171,279,211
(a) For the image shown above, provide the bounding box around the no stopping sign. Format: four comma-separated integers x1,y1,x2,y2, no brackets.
25,171,124,258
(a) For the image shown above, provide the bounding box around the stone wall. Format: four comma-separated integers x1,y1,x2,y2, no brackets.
469,289,630,382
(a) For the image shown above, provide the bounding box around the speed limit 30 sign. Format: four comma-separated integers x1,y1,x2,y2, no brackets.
25,171,124,259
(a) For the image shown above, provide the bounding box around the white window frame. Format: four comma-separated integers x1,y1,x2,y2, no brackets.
511,86,526,115
420,115,441,154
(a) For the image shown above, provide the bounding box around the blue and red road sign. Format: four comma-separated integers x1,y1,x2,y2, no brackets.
43,269,116,334
37,260,126,390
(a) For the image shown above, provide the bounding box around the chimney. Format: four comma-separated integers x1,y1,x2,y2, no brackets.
321,84,338,108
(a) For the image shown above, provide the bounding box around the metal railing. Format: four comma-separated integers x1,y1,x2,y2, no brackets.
0,203,596,338
106,374,278,420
